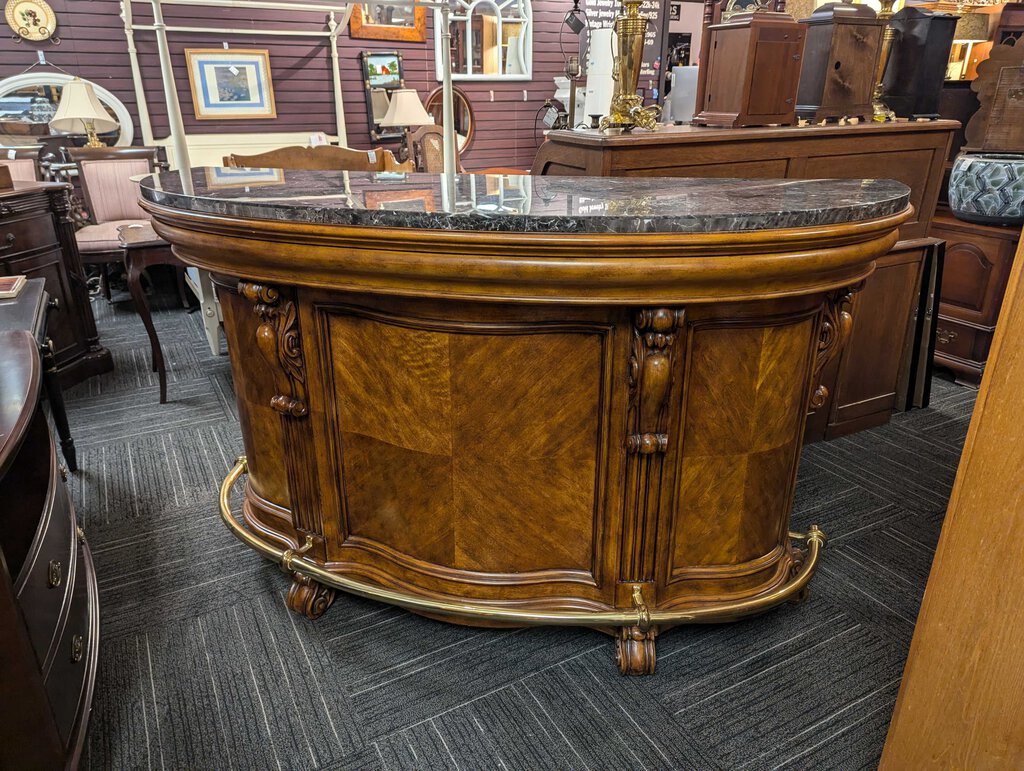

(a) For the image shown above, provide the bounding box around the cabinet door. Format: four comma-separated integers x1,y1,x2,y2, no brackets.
4,248,78,365
936,226,1017,327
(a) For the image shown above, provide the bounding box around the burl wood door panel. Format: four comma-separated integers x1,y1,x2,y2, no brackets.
661,309,818,602
314,300,624,605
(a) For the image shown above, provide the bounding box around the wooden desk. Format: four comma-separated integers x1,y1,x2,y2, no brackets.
142,170,909,675
533,121,958,439
0,278,77,471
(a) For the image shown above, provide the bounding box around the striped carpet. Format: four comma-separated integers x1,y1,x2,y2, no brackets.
64,279,974,770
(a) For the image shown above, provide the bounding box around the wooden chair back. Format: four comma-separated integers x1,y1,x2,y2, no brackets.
67,146,162,225
406,126,465,173
223,145,410,172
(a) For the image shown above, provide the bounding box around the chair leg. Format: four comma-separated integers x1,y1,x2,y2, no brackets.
175,265,192,309
101,263,112,302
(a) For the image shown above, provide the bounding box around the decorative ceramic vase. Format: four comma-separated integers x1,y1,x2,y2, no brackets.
949,152,1024,226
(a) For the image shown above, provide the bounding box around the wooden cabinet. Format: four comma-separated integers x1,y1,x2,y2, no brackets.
0,330,99,769
930,209,1020,386
0,181,112,388
533,121,956,439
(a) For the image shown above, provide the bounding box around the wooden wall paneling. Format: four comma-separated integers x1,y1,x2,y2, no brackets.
881,232,1024,769
0,0,578,170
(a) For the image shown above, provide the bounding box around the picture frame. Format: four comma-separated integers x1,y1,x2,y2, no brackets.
364,187,436,212
204,167,285,189
350,2,427,43
185,48,277,121
360,51,406,142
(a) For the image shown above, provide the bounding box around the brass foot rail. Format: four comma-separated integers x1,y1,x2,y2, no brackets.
220,456,827,628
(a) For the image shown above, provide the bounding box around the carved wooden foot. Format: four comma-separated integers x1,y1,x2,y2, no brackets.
286,573,336,619
616,626,657,676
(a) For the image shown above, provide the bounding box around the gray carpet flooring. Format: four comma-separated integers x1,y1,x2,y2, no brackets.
63,280,976,770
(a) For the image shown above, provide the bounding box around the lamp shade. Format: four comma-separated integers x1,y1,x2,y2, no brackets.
953,12,989,42
380,89,433,127
49,78,119,134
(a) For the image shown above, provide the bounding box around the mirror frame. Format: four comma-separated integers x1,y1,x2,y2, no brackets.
0,73,134,147
423,85,475,153
350,4,427,42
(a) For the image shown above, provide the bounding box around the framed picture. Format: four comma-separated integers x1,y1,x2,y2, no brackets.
669,2,681,21
204,167,285,189
360,51,405,142
350,3,427,42
364,188,436,212
185,49,276,120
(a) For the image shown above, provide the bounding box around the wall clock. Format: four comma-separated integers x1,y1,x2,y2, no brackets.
5,0,58,43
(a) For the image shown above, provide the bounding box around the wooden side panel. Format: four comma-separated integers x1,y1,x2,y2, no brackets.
664,310,816,593
880,238,1024,770
320,303,618,594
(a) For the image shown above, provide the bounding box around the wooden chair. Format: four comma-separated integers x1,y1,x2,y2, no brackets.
66,146,185,305
223,144,411,172
406,125,466,173
0,145,43,182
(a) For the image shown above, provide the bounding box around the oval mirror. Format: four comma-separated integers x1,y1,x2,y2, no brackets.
423,86,475,153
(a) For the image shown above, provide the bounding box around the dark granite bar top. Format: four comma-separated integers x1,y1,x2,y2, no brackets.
139,169,910,234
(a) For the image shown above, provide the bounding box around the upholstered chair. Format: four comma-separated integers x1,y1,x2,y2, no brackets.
0,146,43,181
67,147,168,302
405,125,466,173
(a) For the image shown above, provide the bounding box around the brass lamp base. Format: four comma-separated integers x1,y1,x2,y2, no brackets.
600,95,661,132
83,122,106,148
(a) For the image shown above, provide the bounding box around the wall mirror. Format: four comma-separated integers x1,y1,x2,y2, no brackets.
0,73,134,146
350,2,427,42
423,85,475,151
437,0,533,80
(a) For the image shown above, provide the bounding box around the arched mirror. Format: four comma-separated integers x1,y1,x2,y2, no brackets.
423,86,475,152
0,73,134,146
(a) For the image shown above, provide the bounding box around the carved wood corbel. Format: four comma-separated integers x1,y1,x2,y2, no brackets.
621,308,685,585
810,285,860,409
239,282,308,417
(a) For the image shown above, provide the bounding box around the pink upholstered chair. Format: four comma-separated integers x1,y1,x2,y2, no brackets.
66,147,184,303
0,146,42,181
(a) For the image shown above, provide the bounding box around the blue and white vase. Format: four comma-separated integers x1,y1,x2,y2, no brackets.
949,152,1024,226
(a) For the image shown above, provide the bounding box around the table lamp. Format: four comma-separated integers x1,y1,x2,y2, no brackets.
380,89,434,133
49,78,119,148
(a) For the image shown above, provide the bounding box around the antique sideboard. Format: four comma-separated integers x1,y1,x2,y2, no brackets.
533,120,957,439
0,329,99,767
0,181,112,388
142,169,909,675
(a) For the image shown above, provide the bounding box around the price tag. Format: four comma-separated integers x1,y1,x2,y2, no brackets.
229,66,240,75
367,150,377,162
7,150,15,160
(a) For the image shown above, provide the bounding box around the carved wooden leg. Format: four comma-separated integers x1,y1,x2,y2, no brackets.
616,626,657,676
286,573,336,619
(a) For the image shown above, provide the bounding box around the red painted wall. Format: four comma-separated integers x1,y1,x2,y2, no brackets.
0,0,574,169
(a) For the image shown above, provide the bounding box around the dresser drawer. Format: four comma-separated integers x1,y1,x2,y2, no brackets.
934,316,992,364
15,451,76,671
45,536,98,749
0,213,59,257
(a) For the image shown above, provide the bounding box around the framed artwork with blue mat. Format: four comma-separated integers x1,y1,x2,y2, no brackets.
185,48,276,120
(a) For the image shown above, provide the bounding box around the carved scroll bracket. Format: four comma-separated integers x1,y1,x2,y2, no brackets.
627,308,685,453
239,282,308,417
810,285,860,410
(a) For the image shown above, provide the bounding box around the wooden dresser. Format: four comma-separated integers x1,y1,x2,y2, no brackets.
533,121,957,440
930,209,1021,386
0,181,112,388
0,330,99,768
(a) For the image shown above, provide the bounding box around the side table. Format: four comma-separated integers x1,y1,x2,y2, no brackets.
117,222,188,404
0,277,77,471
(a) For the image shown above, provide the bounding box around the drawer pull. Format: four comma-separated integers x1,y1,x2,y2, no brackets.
71,634,84,663
0,233,15,251
48,560,62,588
937,328,959,345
